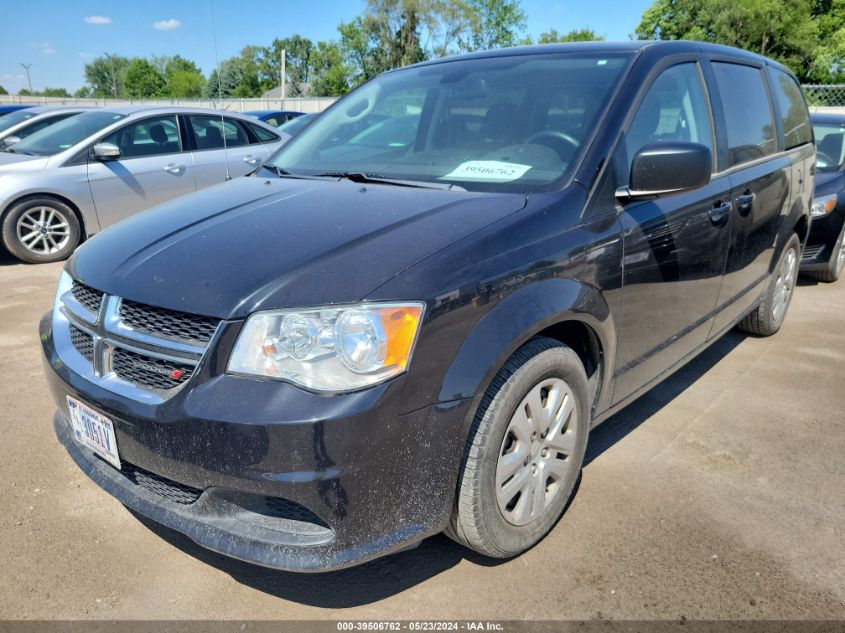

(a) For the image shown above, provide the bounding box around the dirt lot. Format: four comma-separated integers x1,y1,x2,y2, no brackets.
0,247,843,621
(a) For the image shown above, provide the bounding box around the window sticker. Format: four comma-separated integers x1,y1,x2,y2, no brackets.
441,160,532,182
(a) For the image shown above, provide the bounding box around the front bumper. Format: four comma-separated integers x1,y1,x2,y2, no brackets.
801,208,845,272
42,313,471,572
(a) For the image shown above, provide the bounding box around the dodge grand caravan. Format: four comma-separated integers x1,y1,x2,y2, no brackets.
42,41,813,571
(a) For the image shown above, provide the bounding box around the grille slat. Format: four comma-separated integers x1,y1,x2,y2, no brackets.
71,282,104,314
111,348,194,390
69,324,94,361
120,299,219,343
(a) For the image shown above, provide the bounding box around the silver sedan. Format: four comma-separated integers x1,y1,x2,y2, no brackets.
0,106,94,149
0,106,288,263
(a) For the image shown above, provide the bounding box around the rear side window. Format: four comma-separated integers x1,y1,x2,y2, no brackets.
712,62,776,166
248,123,280,143
767,67,812,150
188,115,250,150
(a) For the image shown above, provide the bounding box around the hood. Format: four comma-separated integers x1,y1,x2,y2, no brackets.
69,176,526,319
813,170,844,198
0,152,49,171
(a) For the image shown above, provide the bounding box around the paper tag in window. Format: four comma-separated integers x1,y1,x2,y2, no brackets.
442,160,531,182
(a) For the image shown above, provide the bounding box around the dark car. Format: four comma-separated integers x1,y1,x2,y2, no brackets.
801,112,845,281
242,110,304,127
0,105,32,115
42,41,812,572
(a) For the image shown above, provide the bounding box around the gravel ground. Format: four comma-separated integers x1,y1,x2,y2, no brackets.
0,248,843,620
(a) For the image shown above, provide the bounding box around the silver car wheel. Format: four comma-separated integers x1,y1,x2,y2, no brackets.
496,377,579,526
772,246,797,322
16,206,70,255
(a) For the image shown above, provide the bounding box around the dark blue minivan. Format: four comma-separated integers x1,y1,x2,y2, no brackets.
42,41,813,571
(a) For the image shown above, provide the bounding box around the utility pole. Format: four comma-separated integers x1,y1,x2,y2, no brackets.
280,48,286,106
19,63,33,95
103,52,118,98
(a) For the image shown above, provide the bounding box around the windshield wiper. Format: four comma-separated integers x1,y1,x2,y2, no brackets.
314,171,465,191
265,165,336,181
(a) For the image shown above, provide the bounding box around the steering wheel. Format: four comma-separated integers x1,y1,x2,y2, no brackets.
524,130,580,163
816,151,835,169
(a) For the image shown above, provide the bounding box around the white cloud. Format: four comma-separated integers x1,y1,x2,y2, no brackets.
1,73,25,80
84,15,112,25
152,18,181,30
32,41,55,55
42,47,55,55
79,52,94,59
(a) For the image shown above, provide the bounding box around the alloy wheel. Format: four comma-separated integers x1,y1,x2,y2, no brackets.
772,246,797,322
496,377,579,526
16,206,70,255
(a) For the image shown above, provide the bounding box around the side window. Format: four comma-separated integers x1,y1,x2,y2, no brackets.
767,67,812,150
623,62,714,175
102,116,181,159
188,115,250,150
249,123,280,143
712,63,777,166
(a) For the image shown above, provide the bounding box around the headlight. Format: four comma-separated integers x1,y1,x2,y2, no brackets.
227,302,425,392
811,194,838,217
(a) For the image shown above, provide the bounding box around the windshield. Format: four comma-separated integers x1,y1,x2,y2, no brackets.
268,52,631,192
813,122,845,172
278,113,315,137
0,109,38,134
10,110,126,156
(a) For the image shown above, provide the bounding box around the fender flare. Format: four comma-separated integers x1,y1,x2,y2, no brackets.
438,278,616,426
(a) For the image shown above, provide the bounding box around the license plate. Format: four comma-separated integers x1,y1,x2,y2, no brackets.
66,396,121,469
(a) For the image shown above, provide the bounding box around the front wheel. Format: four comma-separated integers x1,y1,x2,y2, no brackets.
807,224,845,283
1,197,81,264
446,337,590,558
737,233,801,336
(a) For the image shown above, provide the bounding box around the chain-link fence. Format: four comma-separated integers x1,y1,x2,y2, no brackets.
802,84,845,113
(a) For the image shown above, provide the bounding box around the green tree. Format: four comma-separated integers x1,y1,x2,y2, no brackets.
811,0,845,82
461,0,527,51
84,54,131,97
338,16,389,85
18,89,35,96
163,56,205,97
309,40,352,96
365,0,427,68
257,35,315,96
41,87,71,97
0,85,7,95
635,0,818,80
204,53,261,99
534,28,605,43
124,58,165,98
74,86,92,98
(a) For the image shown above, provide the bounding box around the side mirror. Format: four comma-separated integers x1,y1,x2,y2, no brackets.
616,142,711,202
1,136,21,149
92,142,120,161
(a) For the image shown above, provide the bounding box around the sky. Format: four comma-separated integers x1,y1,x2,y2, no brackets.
0,0,650,94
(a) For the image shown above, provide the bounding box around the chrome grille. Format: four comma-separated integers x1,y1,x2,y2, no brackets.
112,348,194,390
56,277,218,402
69,324,94,361
119,299,219,343
71,282,104,314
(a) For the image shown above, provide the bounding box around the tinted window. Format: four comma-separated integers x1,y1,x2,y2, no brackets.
624,63,713,173
102,115,181,158
188,115,249,150
767,67,812,150
249,123,280,142
15,113,75,139
812,122,845,171
712,63,776,166
10,111,126,156
269,53,632,193
0,109,38,134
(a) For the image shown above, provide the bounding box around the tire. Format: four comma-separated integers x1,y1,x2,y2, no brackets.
737,233,801,336
807,224,845,283
1,197,81,264
446,337,590,558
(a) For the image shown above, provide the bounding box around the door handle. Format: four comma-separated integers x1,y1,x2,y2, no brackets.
242,155,259,165
163,163,185,174
708,201,732,226
736,190,754,215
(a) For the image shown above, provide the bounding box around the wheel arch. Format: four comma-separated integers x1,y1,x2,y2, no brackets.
2,192,89,242
439,278,616,433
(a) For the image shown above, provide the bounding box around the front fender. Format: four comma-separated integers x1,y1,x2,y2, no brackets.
438,278,616,424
